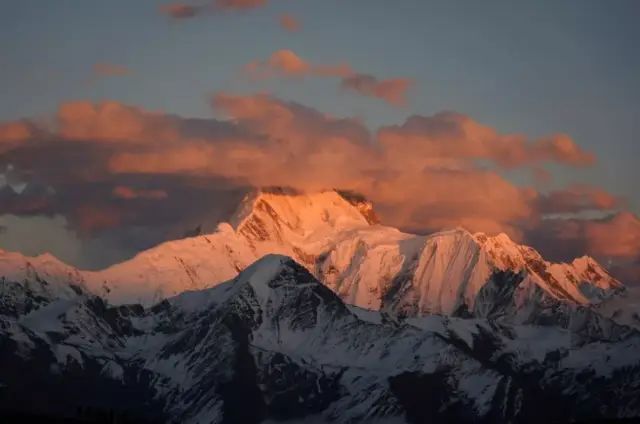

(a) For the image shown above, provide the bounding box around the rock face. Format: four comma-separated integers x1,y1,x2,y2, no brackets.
1,255,639,423
0,189,629,329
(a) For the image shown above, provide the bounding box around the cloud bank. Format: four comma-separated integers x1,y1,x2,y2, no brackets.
0,94,637,282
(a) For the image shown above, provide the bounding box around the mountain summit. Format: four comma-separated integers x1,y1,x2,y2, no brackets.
0,188,629,327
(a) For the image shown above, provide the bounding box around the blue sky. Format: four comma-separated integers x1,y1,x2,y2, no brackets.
0,0,639,270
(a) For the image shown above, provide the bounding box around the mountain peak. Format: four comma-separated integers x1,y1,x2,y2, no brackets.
229,254,348,327
236,254,299,288
236,254,324,295
334,189,380,224
231,188,374,244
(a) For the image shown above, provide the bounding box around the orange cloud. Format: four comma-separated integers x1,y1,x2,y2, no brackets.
377,112,594,168
159,3,203,19
214,0,267,11
533,134,595,167
159,0,267,21
527,212,640,284
341,73,412,106
93,63,130,77
582,212,640,259
2,94,628,266
536,185,622,215
105,93,585,239
57,101,180,144
244,50,410,106
245,50,312,79
279,14,301,32
0,121,35,153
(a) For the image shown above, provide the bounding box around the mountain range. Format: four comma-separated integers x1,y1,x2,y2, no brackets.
1,189,639,423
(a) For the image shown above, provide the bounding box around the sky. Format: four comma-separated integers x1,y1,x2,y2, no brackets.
0,0,638,282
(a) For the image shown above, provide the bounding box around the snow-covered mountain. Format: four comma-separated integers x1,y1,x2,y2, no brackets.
1,254,639,423
0,188,628,328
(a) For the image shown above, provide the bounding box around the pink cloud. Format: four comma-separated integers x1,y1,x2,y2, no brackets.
244,50,411,106
377,112,595,168
340,73,412,106
1,94,631,272
0,121,35,153
93,63,130,77
279,14,301,32
583,212,640,259
245,50,312,79
214,0,267,11
536,185,622,215
159,3,203,19
56,101,181,144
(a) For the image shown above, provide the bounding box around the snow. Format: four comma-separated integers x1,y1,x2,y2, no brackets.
456,370,500,416
595,285,640,330
101,360,125,380
2,245,640,423
347,305,383,324
20,299,75,333
241,254,293,302
0,188,628,324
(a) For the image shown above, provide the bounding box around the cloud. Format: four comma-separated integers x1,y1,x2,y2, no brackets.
0,121,36,153
527,212,640,284
159,3,203,19
112,186,168,200
244,50,351,80
279,14,301,32
159,0,268,22
377,113,594,168
93,63,130,77
214,0,267,11
535,185,622,215
340,73,412,106
105,93,598,239
2,94,633,281
56,101,186,144
245,50,312,79
244,50,411,106
581,211,640,259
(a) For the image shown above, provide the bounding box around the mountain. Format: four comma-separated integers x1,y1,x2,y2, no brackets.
1,254,639,423
0,189,629,329
317,227,622,324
